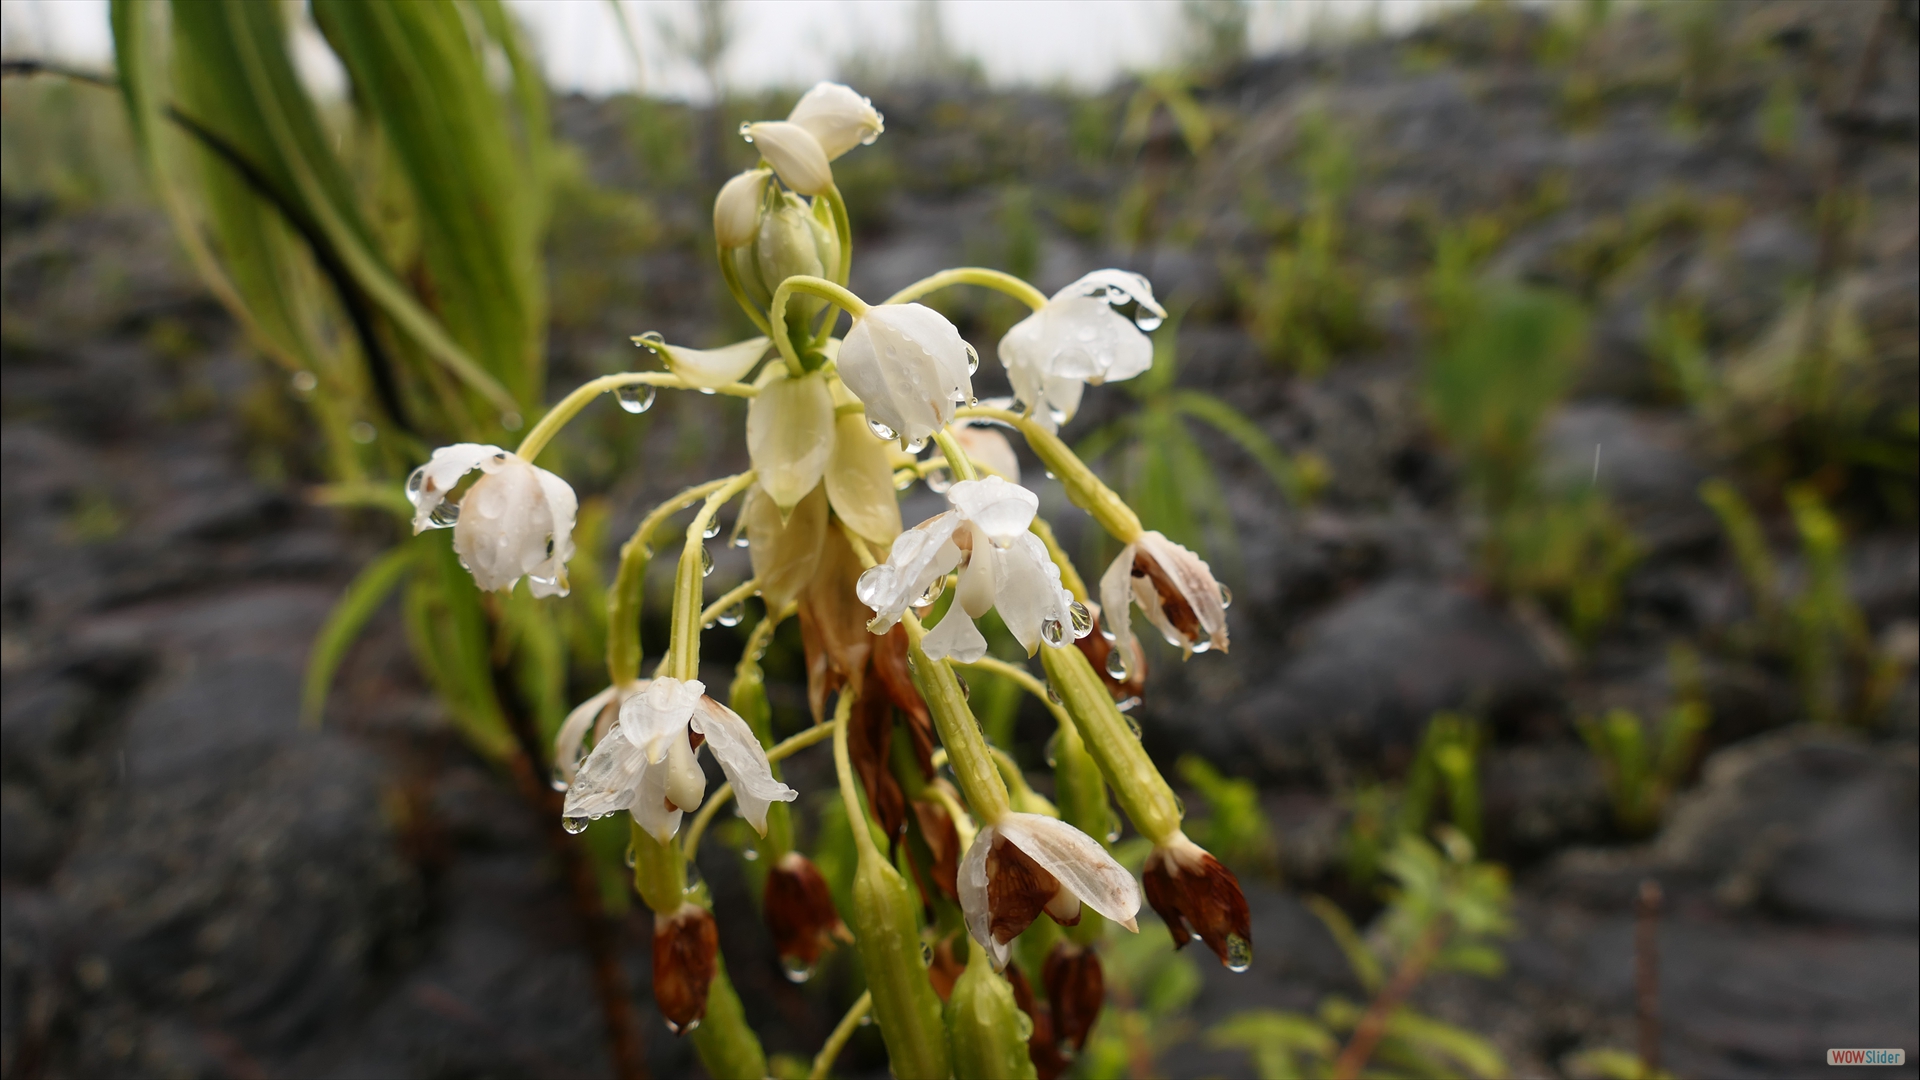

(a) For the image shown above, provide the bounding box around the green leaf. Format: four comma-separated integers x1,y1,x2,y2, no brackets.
1306,894,1383,992
1382,1008,1508,1079
1172,390,1308,503
303,544,416,726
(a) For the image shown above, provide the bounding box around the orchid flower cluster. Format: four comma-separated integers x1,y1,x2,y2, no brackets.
403,82,1250,1079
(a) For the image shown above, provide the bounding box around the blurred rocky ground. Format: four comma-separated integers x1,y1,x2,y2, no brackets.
4,1,1917,1077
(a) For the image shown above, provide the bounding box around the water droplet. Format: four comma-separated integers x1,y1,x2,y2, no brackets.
1124,714,1143,740
1046,684,1062,705
732,533,750,549
1117,695,1142,714
925,467,953,494
1225,934,1252,972
501,411,523,431
1105,813,1123,844
741,847,759,862
616,384,656,414
684,864,704,894
405,466,427,497
701,546,715,577
954,673,970,701
1189,639,1211,654
903,437,927,455
428,500,461,528
868,418,897,441
1044,469,1057,480
349,421,377,444
893,469,916,491
718,603,745,628
636,330,666,347
697,386,716,396
1068,600,1093,638
1172,794,1186,818
1015,1011,1035,1041
1043,732,1059,768
290,370,318,394
1106,650,1129,680
1041,618,1066,647
1047,404,1068,426
666,1016,701,1035
1217,584,1233,610
781,956,814,983
1098,620,1116,643
1133,310,1164,332
703,518,723,539
624,843,637,868
857,1014,873,1027
562,816,590,834
737,121,754,141
919,941,934,965
550,766,571,792
703,618,717,630
963,341,981,376
916,577,946,607
856,565,897,608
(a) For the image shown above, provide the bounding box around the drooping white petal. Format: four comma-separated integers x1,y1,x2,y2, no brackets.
563,717,651,823
554,684,623,788
955,422,1020,483
407,443,500,532
638,336,770,390
748,370,836,510
1136,531,1230,654
690,696,798,835
620,677,707,763
786,82,883,160
836,304,973,448
744,120,832,195
996,812,1141,931
957,825,1005,968
920,605,990,663
996,269,1162,429
855,511,962,633
996,533,1074,655
713,169,770,248
454,456,555,593
526,462,579,598
1059,269,1165,321
946,476,1037,547
1100,542,1141,661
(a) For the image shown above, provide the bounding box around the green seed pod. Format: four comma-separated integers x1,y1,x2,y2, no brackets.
947,940,1039,1080
851,850,951,1080
688,954,770,1079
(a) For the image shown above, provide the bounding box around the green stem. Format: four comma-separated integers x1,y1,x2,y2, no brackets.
904,614,1013,825
515,372,754,464
1040,643,1182,844
607,476,739,686
931,427,979,482
689,956,769,1080
668,473,758,682
770,275,870,378
1029,517,1089,602
718,243,773,335
809,991,873,1080
831,690,881,861
682,715,841,863
822,183,853,286
957,406,1144,543
629,818,687,914
697,577,760,630
882,267,1048,311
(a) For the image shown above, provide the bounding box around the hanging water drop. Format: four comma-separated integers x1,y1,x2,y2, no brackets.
925,466,953,494
550,766,571,793
919,941,934,965
703,518,722,539
562,816,590,835
867,418,897,441
1106,650,1129,680
615,384,656,414
665,1017,701,1035
1117,695,1142,714
856,565,897,608
902,436,927,455
428,500,461,528
893,469,916,491
1041,617,1066,647
732,533,751,549
1068,600,1093,638
1133,310,1164,332
1217,583,1233,610
624,843,637,869
737,122,755,141
1189,639,1211,654
1043,732,1059,768
1124,714,1143,740
718,603,745,628
1225,934,1253,972
405,466,427,497
700,546,715,577
741,846,759,862
963,341,980,375
781,957,814,984
1046,684,1062,705
636,330,667,347
916,577,946,607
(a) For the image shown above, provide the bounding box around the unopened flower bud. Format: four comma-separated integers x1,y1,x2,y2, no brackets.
850,847,951,1080
788,82,884,160
947,940,1041,1080
713,168,770,248
764,852,850,974
754,192,834,318
407,443,577,597
1142,832,1252,971
654,902,719,1034
1041,941,1104,1053
743,120,832,195
836,303,974,449
956,419,1021,483
746,369,835,511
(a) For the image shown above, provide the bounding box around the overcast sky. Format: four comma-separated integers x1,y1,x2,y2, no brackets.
2,0,1452,98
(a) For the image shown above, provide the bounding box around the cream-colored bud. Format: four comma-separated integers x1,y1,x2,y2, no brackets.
746,369,835,511
787,82,883,160
713,168,770,248
755,192,829,320
743,120,832,195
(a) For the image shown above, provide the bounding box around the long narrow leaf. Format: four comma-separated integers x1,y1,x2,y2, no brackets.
1172,389,1307,503
303,544,417,726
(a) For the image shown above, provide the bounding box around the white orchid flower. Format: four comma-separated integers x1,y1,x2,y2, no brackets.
741,120,832,196
855,477,1084,663
836,303,976,450
787,82,884,160
1099,530,1230,663
562,677,797,844
407,443,577,597
958,812,1141,970
998,270,1166,431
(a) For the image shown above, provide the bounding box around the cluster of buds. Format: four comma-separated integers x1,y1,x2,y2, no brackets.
403,81,1254,1078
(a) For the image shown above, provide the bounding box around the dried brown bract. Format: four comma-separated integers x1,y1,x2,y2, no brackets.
653,903,719,1034
1042,941,1105,1052
1142,834,1252,970
764,852,849,974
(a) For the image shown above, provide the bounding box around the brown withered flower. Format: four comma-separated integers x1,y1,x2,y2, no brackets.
653,903,720,1034
1141,832,1252,970
763,852,850,981
1005,961,1069,1080
910,779,964,900
1042,941,1105,1053
798,526,875,724
1074,604,1147,704
959,813,1140,969
1099,530,1230,664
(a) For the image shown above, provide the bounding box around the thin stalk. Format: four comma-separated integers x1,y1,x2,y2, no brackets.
770,275,870,377
831,691,880,860
955,656,1072,727
882,267,1048,311
718,243,773,335
607,476,740,685
822,183,853,285
697,577,760,630
682,716,842,862
808,991,873,1080
629,818,687,915
957,406,1144,543
668,473,758,682
517,372,754,464
1329,917,1449,1080
932,427,979,482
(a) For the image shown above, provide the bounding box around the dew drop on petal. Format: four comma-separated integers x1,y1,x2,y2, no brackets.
868,419,897,441
428,501,461,528
902,437,927,455
1069,600,1093,638
925,467,953,494
405,466,427,497
1106,650,1129,680
963,341,981,375
1189,639,1211,654
616,384,656,413
637,330,667,347
1133,310,1164,332
562,816,590,835
781,957,814,984
1225,934,1253,972
732,533,750,549
1041,618,1066,648
737,122,754,141
718,603,745,628
917,576,946,607
856,565,897,609
1218,583,1233,610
